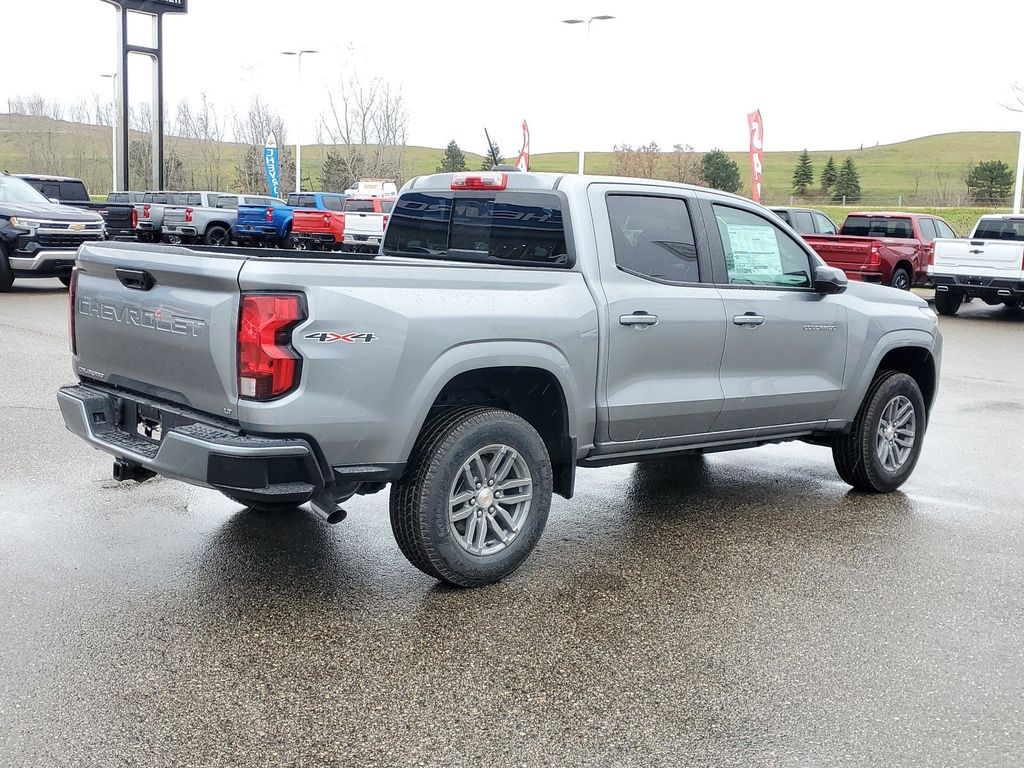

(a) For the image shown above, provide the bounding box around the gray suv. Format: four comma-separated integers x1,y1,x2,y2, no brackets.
59,171,941,587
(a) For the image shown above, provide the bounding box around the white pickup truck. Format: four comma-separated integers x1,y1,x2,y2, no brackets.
342,197,394,253
929,215,1024,315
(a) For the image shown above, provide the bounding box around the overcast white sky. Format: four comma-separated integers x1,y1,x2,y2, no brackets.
2,0,1022,155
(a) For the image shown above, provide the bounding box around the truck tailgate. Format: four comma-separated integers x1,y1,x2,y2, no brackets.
293,209,331,233
932,238,1024,275
345,211,385,237
73,242,244,417
803,235,874,270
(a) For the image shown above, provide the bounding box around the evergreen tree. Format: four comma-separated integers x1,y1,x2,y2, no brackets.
966,160,1014,204
832,157,862,202
700,149,742,193
481,140,501,170
820,155,838,195
320,151,355,192
791,150,814,196
436,140,467,173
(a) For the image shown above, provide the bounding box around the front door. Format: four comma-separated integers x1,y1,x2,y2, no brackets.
590,186,727,444
704,202,848,432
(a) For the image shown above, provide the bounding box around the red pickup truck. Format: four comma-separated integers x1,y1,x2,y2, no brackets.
291,196,393,252
802,212,957,289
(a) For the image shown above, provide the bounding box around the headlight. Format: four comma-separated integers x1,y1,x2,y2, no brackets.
9,217,42,229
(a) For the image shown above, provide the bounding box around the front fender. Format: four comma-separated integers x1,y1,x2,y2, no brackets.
829,328,938,424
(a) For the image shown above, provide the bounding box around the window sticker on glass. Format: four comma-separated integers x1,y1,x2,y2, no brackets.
724,223,783,279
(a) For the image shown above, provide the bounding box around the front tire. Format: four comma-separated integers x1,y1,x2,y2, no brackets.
833,372,926,493
390,407,552,587
0,249,14,292
934,290,963,316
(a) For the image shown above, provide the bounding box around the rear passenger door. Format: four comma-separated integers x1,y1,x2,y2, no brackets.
704,201,847,432
590,186,727,443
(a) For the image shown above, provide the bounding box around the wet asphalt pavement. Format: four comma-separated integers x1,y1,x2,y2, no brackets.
1,280,1023,767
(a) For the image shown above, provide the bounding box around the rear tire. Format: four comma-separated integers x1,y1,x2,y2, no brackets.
390,407,552,587
890,267,912,290
281,230,295,249
934,290,962,316
204,225,230,246
833,372,926,493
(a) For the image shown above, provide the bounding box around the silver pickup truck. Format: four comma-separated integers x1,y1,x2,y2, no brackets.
162,193,280,246
59,171,942,587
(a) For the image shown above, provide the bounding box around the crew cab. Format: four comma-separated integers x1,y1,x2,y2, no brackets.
16,174,135,240
769,207,838,235
234,193,348,249
58,171,942,588
0,173,104,290
341,197,394,252
134,191,180,243
929,214,1024,315
803,212,957,289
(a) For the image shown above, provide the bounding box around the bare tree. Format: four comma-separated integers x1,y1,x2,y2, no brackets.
318,71,409,191
175,94,226,190
233,96,293,194
668,144,702,185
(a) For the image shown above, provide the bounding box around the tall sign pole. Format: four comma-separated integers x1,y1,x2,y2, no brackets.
1013,130,1023,215
100,0,188,191
747,110,764,204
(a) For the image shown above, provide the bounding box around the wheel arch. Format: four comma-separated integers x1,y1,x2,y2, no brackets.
401,343,584,499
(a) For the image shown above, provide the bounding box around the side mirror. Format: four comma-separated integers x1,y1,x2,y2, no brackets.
814,264,848,294
48,197,60,204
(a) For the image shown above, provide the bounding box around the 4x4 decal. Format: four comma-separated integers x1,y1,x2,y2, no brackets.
304,331,378,344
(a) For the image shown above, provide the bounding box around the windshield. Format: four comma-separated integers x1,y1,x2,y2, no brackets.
0,176,49,205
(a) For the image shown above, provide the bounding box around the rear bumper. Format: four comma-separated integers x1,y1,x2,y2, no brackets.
57,383,326,503
931,273,1024,299
236,225,280,238
163,225,199,237
343,234,382,247
136,222,159,231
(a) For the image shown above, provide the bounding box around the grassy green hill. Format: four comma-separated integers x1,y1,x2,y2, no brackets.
1,113,1017,213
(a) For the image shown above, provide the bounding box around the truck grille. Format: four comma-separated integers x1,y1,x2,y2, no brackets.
37,232,104,248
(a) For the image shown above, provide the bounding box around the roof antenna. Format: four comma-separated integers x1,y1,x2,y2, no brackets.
483,127,501,170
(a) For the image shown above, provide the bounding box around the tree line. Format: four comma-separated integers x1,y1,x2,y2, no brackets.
4,70,408,196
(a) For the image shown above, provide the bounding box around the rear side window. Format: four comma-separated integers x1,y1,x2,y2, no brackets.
381,200,394,214
322,196,343,211
792,211,815,234
918,218,937,243
184,193,202,206
345,199,375,213
973,218,1024,241
383,191,570,267
607,195,699,283
842,216,914,238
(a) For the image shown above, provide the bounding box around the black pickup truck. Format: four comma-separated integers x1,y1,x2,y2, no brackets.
0,173,105,290
15,174,135,240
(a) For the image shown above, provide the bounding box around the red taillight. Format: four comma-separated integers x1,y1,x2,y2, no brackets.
926,243,935,267
132,208,138,228
142,204,151,218
184,207,193,223
451,172,507,191
382,214,389,229
868,242,882,268
322,214,331,227
237,294,305,400
266,207,274,223
68,267,79,354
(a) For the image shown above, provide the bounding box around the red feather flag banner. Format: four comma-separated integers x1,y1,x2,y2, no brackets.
747,110,764,203
516,120,530,172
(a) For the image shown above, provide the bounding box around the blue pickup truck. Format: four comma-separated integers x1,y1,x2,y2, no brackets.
233,192,347,249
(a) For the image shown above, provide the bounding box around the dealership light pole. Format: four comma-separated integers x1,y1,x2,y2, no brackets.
561,15,615,175
281,49,318,193
100,73,118,193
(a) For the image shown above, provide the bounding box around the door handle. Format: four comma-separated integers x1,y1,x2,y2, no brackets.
619,311,659,327
733,313,765,327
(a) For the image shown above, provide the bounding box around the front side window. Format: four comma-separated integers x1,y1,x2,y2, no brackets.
217,196,238,209
607,195,699,283
713,205,812,288
935,220,957,239
918,218,937,243
812,212,837,234
60,181,90,202
383,191,569,267
322,196,343,211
